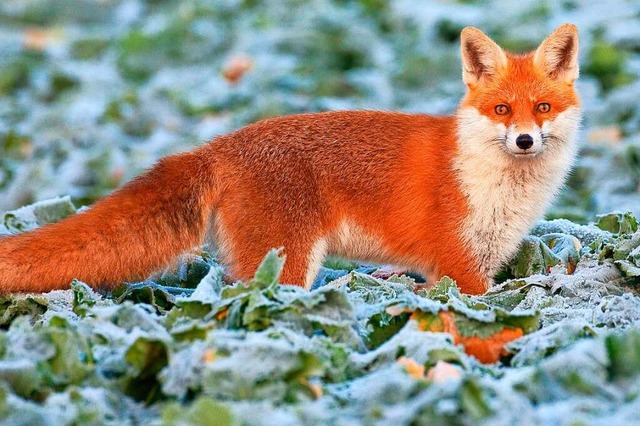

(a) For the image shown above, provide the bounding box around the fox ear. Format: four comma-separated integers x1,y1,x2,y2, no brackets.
534,24,579,83
460,27,507,87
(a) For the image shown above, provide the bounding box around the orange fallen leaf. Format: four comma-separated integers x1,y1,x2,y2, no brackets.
385,304,411,316
397,356,426,380
413,310,524,364
458,327,523,363
215,308,229,321
23,27,64,51
300,379,323,398
222,55,253,84
587,126,621,146
202,349,216,363
427,360,462,383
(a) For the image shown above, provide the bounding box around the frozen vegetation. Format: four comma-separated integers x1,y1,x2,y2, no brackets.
0,0,640,424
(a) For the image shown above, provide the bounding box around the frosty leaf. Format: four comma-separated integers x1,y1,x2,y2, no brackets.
612,231,640,266
31,196,76,225
36,320,94,387
365,311,411,349
0,295,48,326
615,260,640,277
188,265,226,304
459,378,492,420
0,359,41,397
71,280,99,317
480,285,528,311
155,256,212,289
425,276,458,302
168,267,226,326
596,211,638,235
161,396,238,426
453,314,514,339
115,282,177,314
2,213,28,233
507,320,597,366
347,271,413,304
605,330,640,380
1,196,76,234
200,331,327,402
540,233,582,273
504,236,560,279
631,245,640,267
250,248,285,289
125,336,169,378
532,219,612,246
124,336,169,402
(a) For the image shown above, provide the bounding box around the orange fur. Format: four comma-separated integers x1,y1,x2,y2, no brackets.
0,25,581,295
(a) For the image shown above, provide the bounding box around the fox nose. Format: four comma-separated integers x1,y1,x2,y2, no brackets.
516,134,534,150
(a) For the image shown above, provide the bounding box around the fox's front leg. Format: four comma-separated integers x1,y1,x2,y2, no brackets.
439,265,491,295
387,265,489,294
424,251,491,295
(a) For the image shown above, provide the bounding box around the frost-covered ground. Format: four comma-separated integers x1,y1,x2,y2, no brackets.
1,0,640,425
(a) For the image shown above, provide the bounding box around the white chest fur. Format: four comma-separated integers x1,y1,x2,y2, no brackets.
453,106,581,278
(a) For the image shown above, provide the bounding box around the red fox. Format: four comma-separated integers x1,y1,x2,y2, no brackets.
0,25,580,295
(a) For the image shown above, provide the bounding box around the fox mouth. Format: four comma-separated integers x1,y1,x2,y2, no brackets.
512,151,539,158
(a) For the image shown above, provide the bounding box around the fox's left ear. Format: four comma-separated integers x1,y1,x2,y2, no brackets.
534,24,579,83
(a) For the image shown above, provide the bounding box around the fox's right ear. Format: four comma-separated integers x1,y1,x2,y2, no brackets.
460,27,507,88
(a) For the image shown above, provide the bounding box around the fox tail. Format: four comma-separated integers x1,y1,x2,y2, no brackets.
0,147,219,293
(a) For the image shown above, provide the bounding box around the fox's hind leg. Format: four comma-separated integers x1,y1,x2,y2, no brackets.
210,210,327,289
221,235,326,289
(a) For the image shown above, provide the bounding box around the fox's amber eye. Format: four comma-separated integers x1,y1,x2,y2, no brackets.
537,103,551,113
494,104,510,115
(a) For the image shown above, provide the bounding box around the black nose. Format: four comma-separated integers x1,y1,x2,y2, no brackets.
516,134,534,150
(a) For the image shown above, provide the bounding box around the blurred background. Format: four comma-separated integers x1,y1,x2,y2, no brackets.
0,0,639,221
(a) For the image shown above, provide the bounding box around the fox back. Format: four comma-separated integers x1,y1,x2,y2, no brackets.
0,24,580,295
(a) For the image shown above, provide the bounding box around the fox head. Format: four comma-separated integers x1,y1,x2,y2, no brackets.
457,24,580,158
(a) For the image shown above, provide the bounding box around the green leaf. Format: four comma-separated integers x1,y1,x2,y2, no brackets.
596,212,638,235
507,236,560,278
161,396,238,426
72,280,98,317
605,330,640,381
365,311,411,349
615,260,640,277
250,248,285,289
42,326,93,386
1,196,76,234
426,276,458,302
0,295,48,326
115,282,177,314
125,336,169,379
460,378,492,420
31,196,76,224
0,360,42,397
453,314,510,339
124,336,169,403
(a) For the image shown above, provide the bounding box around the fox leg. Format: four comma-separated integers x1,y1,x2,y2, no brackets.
430,266,490,295
221,236,326,289
211,210,327,289
410,248,490,295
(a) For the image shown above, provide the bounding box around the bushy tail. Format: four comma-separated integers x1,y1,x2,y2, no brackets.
0,148,218,293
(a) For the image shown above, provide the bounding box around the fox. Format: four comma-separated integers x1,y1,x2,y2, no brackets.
0,24,581,295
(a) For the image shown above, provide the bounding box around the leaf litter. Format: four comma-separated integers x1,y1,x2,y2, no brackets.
0,199,640,424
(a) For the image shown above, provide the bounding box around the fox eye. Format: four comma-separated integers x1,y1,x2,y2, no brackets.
537,103,551,113
494,104,510,115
